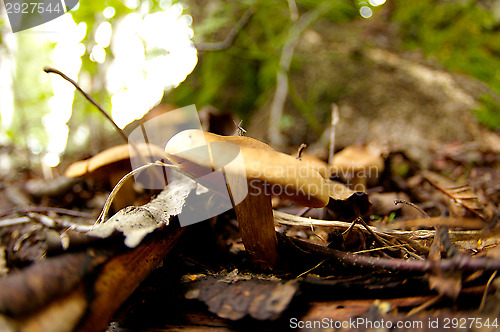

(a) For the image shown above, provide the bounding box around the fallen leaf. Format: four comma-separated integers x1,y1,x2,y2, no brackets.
88,178,196,247
423,170,491,220
326,181,372,220
184,269,298,320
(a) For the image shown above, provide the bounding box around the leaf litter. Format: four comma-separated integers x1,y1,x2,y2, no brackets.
1,134,499,330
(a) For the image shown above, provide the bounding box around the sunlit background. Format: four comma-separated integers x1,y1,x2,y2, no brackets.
360,0,386,19
0,1,197,169
0,0,385,170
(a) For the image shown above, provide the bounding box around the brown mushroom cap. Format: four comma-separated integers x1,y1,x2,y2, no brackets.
65,143,168,212
165,129,330,208
65,143,166,178
298,153,330,179
330,145,384,185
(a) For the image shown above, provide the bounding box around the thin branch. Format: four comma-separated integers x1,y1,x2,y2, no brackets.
479,271,497,312
274,210,430,238
196,8,255,51
43,67,164,187
296,143,307,160
287,0,299,21
0,207,93,219
328,103,339,166
395,199,430,218
282,234,500,273
96,161,179,225
296,259,325,278
407,294,444,317
43,67,128,144
233,120,246,136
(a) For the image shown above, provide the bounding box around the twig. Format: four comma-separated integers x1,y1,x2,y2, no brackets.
233,120,246,136
353,244,408,255
478,270,497,312
296,259,325,278
341,218,357,236
282,234,500,273
138,120,168,185
0,217,31,228
407,294,443,317
196,8,255,51
43,67,128,144
0,207,93,219
274,210,433,238
96,161,179,226
395,199,430,218
296,143,307,160
328,103,339,166
287,0,299,21
356,216,395,249
44,67,166,189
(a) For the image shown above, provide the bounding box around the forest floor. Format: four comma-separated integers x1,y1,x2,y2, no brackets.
0,115,499,331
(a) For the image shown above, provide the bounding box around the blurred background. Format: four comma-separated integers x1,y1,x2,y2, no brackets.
1,0,500,178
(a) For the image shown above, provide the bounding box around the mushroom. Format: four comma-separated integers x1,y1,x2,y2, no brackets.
298,153,330,179
165,129,331,269
330,145,384,191
65,143,166,211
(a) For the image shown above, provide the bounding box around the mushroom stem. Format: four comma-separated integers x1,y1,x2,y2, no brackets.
164,129,332,270
231,180,278,270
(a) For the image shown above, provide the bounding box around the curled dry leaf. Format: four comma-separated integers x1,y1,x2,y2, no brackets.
325,180,372,220
88,178,196,248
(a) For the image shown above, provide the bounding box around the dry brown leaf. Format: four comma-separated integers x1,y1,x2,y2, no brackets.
326,181,372,220
88,179,196,247
184,269,298,320
423,170,491,220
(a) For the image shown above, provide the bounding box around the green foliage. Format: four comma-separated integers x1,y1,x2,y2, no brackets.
169,0,356,124
392,0,500,95
392,0,500,129
472,94,500,130
8,32,54,149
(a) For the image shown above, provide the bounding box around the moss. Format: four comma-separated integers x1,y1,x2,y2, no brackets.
472,95,500,130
